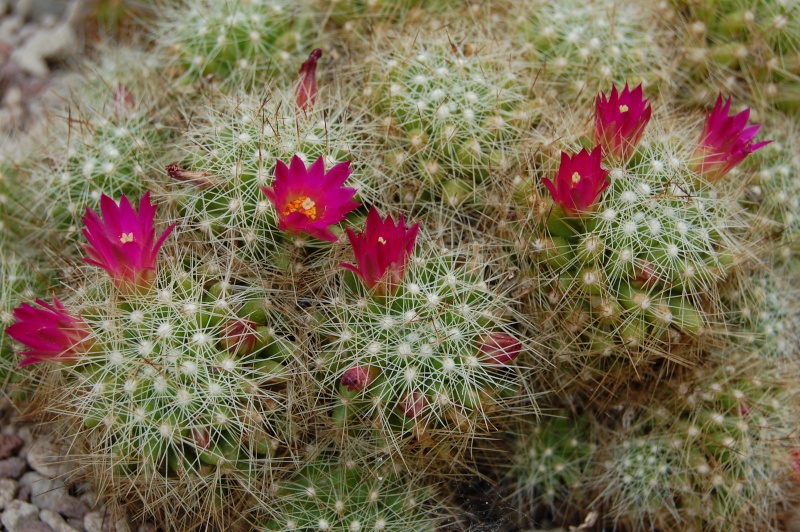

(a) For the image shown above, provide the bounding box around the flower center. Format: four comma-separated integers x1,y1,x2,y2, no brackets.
619,104,629,113
377,237,387,245
119,232,135,243
571,172,581,187
283,196,318,220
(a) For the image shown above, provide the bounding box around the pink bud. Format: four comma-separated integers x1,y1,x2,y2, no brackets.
341,366,376,392
296,48,322,112
166,163,222,189
400,390,427,419
193,429,211,450
632,261,659,289
791,450,800,481
480,333,522,365
220,319,259,355
113,83,135,116
738,402,751,419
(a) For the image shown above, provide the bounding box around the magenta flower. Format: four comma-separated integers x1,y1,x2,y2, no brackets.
82,192,175,295
479,333,522,365
341,366,377,392
340,206,419,295
542,146,610,215
693,94,771,181
595,83,651,160
261,155,359,242
296,48,322,112
6,297,92,366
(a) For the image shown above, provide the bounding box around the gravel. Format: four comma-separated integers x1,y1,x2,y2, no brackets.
0,0,81,132
0,0,151,528
0,406,148,532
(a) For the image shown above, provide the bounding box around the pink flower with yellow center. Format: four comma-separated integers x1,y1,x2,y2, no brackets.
693,94,771,181
340,206,419,295
6,297,92,366
82,192,175,295
261,155,359,242
296,48,322,112
542,146,610,215
595,83,651,160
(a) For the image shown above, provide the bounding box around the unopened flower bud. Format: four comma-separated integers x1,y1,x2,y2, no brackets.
480,332,522,365
166,163,222,189
220,319,259,355
113,83,135,116
296,48,322,112
400,390,427,419
341,366,376,392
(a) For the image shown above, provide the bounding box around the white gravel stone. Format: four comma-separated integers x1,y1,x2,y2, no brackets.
27,438,72,478
20,472,64,507
11,21,76,76
41,508,80,532
84,511,114,532
2,499,41,531
0,456,28,479
0,15,22,43
0,478,17,510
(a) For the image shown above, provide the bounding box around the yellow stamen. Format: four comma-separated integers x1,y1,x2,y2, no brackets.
120,232,134,243
619,104,629,113
377,237,387,245
283,196,318,220
571,172,581,187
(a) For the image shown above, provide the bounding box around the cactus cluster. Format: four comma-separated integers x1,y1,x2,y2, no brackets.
361,37,536,213
515,0,667,102
154,0,311,87
670,0,800,113
261,449,446,531
167,88,371,273
1,0,799,530
319,242,530,447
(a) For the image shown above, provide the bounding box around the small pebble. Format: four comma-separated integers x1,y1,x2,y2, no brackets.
0,433,23,459
18,522,54,532
27,439,71,478
84,510,114,532
40,508,80,532
2,499,40,531
0,456,28,479
0,478,17,510
17,484,30,503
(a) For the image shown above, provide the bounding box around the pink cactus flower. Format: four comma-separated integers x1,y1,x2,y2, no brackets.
341,366,376,392
6,297,92,366
82,192,175,295
261,155,359,242
340,206,419,295
296,48,322,112
543,146,610,215
693,94,771,181
479,332,522,365
595,83,651,160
